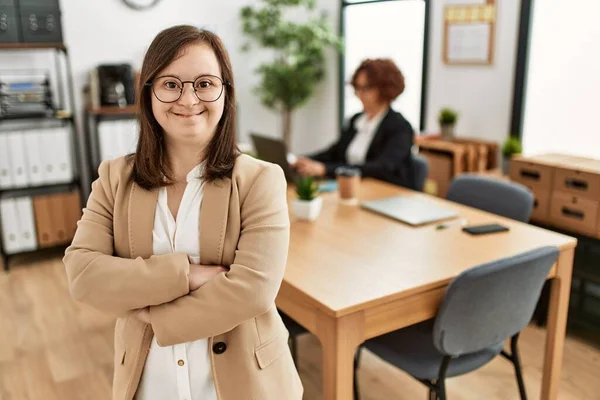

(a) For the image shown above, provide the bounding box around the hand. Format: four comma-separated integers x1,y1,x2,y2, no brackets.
189,264,228,291
132,307,151,324
295,157,326,177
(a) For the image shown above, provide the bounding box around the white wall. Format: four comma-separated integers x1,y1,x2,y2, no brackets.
522,0,600,158
425,0,521,143
3,0,524,182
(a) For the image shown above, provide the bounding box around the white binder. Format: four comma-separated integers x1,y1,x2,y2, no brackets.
24,131,45,186
0,135,13,188
40,129,57,183
98,120,116,161
7,132,29,188
124,119,139,155
0,198,22,254
51,127,74,183
15,197,37,251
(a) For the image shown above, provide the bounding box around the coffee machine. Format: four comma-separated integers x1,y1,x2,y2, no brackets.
97,64,135,107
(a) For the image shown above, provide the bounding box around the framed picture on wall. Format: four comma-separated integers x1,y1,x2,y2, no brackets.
443,0,497,66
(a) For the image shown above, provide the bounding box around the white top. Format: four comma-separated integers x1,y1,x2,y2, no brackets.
345,109,388,165
135,163,217,400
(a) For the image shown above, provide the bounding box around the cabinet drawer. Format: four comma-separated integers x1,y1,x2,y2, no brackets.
529,188,550,223
509,160,554,192
553,167,600,199
550,191,599,235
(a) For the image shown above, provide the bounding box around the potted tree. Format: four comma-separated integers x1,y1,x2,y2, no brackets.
240,0,342,149
293,177,322,221
502,136,522,175
438,108,458,139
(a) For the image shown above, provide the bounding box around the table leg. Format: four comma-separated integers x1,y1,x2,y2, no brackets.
541,248,574,400
317,312,365,400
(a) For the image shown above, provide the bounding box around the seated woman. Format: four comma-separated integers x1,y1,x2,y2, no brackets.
294,58,415,188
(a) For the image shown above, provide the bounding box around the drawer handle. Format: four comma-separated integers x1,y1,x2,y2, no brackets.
564,178,588,190
533,199,539,208
561,207,584,220
520,169,541,181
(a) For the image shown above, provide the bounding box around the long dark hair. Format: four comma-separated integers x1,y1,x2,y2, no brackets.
130,25,239,190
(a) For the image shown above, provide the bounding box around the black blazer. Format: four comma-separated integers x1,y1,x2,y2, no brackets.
309,108,415,189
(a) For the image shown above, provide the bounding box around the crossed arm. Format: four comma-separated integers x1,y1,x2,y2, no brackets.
64,161,290,346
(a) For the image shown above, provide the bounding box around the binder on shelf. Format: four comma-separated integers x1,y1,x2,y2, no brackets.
6,131,29,188
63,190,82,240
0,198,22,254
50,127,74,183
15,196,37,251
98,120,117,161
0,135,13,188
49,193,68,244
39,129,57,184
33,195,55,247
98,119,138,163
24,131,45,186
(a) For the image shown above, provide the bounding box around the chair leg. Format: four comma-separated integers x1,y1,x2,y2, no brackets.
428,387,437,400
438,379,447,400
353,347,362,400
510,334,528,400
288,336,298,366
435,356,451,400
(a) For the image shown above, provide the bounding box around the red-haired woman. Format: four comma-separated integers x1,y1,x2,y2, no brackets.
295,58,415,188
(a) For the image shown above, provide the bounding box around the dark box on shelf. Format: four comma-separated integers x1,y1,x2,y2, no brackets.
0,3,19,43
17,5,62,43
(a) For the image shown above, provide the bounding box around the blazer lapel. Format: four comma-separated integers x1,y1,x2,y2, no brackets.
200,177,231,266
128,183,158,259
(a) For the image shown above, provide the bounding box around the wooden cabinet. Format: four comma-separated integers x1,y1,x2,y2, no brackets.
510,154,600,238
32,190,81,248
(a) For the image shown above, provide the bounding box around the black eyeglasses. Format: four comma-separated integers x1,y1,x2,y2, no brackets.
145,74,231,103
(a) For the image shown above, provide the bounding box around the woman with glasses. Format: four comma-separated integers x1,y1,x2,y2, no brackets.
63,25,302,400
294,58,415,189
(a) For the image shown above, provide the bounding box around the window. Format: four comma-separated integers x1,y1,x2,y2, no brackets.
521,1,600,158
342,0,427,131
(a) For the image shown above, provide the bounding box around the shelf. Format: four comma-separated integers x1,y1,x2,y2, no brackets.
0,181,78,197
0,112,73,122
0,43,66,51
87,105,137,116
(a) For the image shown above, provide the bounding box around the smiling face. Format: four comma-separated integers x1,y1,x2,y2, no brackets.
150,43,225,149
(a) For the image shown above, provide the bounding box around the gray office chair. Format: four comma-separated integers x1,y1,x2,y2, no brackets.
355,246,559,400
412,154,429,192
446,174,534,222
279,310,307,366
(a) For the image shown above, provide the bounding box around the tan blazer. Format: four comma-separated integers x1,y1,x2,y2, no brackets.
63,155,303,400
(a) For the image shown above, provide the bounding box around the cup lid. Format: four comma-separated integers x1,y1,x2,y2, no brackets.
335,166,361,177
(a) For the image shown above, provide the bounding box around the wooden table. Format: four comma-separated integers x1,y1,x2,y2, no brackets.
277,179,577,400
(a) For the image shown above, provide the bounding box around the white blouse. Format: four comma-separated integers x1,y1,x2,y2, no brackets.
345,109,388,165
135,163,217,400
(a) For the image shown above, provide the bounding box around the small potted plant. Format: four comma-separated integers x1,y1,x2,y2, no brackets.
502,136,523,175
293,177,322,221
438,108,458,139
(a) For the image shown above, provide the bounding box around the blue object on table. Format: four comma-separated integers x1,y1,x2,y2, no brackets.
318,180,338,192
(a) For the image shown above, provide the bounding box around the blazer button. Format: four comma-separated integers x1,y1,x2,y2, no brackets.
213,342,227,355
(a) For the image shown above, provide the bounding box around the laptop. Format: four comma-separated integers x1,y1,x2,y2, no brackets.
250,134,299,183
361,196,459,226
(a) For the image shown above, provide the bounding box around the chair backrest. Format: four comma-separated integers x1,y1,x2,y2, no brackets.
432,246,559,357
446,174,534,222
412,154,429,192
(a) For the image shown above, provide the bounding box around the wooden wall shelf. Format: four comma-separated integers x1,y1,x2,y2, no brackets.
0,43,66,51
87,105,137,116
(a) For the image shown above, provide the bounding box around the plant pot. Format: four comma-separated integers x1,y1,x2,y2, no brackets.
440,124,455,140
293,197,323,221
502,155,514,176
